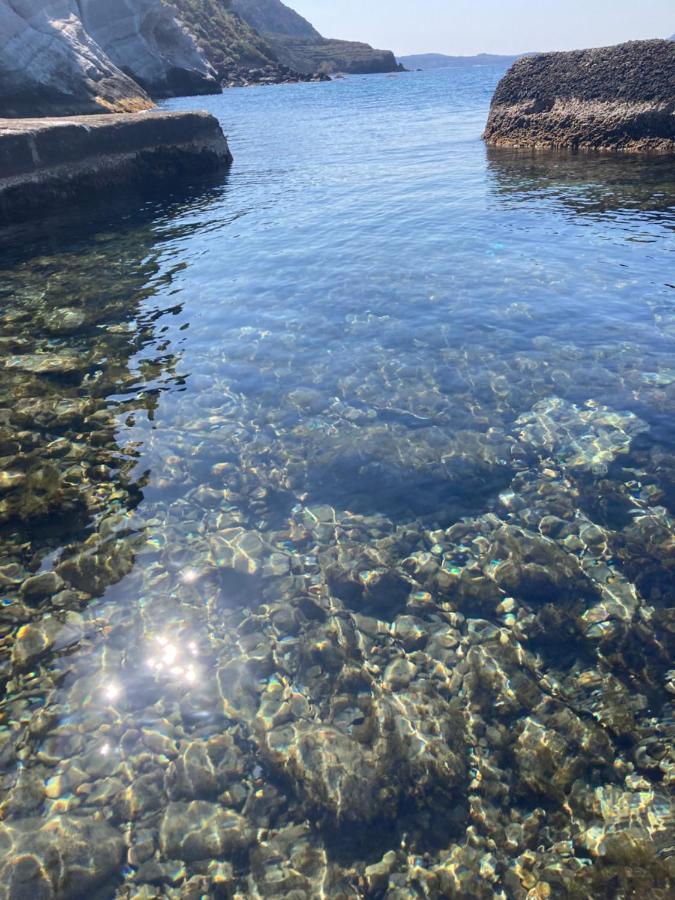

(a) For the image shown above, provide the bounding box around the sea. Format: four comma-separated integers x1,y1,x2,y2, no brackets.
0,66,673,897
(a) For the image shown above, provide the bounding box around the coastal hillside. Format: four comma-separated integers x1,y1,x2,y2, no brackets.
231,0,402,74
484,39,675,152
163,0,304,86
231,0,321,39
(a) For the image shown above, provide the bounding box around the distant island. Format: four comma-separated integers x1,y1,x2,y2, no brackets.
398,52,529,69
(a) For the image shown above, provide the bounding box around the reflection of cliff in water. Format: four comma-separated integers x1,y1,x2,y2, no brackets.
486,147,675,223
0,174,231,595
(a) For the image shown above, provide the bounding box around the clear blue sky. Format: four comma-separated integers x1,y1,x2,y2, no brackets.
291,0,673,56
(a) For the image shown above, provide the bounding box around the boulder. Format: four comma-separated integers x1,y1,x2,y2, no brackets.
484,40,675,153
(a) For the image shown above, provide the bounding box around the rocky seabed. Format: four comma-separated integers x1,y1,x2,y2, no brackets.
0,235,673,899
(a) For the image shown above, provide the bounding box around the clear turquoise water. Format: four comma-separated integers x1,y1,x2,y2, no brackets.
0,68,674,897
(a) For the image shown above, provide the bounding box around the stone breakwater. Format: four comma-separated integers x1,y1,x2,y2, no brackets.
0,110,232,225
484,40,675,153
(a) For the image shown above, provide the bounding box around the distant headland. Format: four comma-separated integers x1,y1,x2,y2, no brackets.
398,52,529,70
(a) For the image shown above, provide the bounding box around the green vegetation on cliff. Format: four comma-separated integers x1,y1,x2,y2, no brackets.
165,0,280,78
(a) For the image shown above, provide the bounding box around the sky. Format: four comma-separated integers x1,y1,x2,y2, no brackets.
290,0,674,56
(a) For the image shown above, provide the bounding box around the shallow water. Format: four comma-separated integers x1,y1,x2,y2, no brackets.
0,67,674,898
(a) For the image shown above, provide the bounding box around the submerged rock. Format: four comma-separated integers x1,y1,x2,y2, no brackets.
159,802,254,862
516,397,648,474
0,816,124,899
484,40,675,153
11,612,83,669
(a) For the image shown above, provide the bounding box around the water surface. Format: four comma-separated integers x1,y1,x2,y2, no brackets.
0,67,674,898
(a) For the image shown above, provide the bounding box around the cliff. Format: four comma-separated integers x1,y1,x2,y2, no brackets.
231,0,319,40
165,0,317,87
484,40,675,153
0,110,232,223
0,0,218,117
78,0,219,98
0,0,332,117
231,0,401,75
0,0,154,117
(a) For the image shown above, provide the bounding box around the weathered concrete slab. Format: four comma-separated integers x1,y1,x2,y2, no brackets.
484,40,675,153
0,110,233,225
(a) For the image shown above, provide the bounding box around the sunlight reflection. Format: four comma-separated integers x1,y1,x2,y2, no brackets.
147,635,201,684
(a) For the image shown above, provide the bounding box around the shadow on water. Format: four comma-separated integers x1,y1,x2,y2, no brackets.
305,452,513,526
485,146,675,222
0,169,233,266
0,170,232,582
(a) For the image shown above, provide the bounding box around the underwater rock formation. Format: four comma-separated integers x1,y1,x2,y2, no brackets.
1,185,674,896
0,816,124,899
484,40,675,152
0,110,232,224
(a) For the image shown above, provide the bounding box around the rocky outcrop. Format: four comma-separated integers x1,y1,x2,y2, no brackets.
0,110,232,223
266,37,402,76
484,40,675,153
231,0,402,75
0,0,154,117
